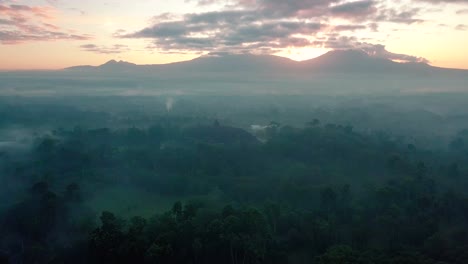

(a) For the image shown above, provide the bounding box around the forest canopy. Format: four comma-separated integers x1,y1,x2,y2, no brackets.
1,96,468,264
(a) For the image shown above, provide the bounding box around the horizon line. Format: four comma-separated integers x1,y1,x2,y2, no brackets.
1,50,467,72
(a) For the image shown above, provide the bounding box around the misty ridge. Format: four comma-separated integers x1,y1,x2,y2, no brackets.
1,49,468,264
1,50,467,97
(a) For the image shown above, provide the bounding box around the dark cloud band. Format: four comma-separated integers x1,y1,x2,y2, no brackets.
123,0,430,54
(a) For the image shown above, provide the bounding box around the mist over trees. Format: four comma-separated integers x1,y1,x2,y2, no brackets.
1,93,468,263
1,49,468,264
1,0,467,259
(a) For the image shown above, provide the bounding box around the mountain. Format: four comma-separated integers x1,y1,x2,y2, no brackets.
165,53,297,72
64,50,454,76
66,60,137,72
59,50,468,95
100,59,137,69
2,50,467,97
65,54,296,74
302,50,399,71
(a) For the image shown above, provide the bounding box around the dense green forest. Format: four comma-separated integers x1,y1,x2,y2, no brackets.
1,97,468,263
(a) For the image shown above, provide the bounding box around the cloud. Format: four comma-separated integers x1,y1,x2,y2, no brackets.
254,0,336,17
0,4,91,44
45,0,59,6
311,36,429,63
122,0,382,54
417,0,468,3
0,18,14,25
360,44,429,63
68,7,86,16
79,44,130,54
455,24,467,30
185,0,341,17
121,0,444,56
186,0,209,5
312,35,362,49
2,4,55,19
330,1,377,21
0,31,90,44
122,10,325,54
332,25,368,31
376,7,423,24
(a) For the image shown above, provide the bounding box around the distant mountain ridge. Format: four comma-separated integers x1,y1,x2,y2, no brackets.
3,49,467,96
64,49,452,74
66,59,138,71
63,49,468,88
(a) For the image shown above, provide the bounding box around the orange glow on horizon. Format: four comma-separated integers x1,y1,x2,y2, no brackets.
0,45,467,70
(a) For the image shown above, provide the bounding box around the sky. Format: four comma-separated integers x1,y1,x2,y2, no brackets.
0,0,467,70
